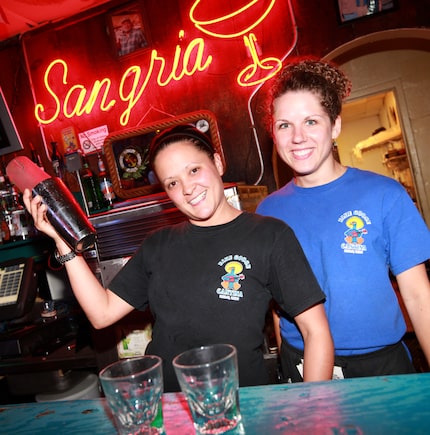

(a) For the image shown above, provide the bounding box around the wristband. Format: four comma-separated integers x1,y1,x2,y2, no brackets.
54,248,77,265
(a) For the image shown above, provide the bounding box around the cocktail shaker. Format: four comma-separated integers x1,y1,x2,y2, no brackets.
6,156,96,252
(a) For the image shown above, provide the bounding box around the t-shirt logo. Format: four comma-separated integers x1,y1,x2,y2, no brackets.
221,261,245,291
216,255,250,301
339,210,371,254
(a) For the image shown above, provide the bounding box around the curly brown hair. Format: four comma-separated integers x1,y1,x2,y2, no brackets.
266,57,352,130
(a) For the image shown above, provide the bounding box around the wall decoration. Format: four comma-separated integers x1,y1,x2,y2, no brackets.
103,110,223,199
78,125,110,155
336,0,397,23
108,2,150,57
61,126,79,155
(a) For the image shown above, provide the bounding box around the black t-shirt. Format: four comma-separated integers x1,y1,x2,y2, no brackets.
109,212,324,391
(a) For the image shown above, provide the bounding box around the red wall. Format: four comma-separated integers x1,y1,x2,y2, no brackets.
0,0,428,192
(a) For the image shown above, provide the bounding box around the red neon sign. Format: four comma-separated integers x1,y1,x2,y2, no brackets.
34,0,293,127
189,0,277,38
35,37,212,126
189,0,281,86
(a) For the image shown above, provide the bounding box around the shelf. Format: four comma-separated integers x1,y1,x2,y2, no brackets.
383,153,409,171
353,125,402,159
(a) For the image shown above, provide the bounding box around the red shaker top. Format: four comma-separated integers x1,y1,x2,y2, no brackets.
6,156,50,193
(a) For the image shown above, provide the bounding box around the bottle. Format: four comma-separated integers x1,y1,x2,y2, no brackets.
0,216,9,244
80,158,104,213
50,141,64,179
0,172,9,201
0,172,15,242
10,185,32,241
0,172,11,243
29,142,44,168
97,153,116,208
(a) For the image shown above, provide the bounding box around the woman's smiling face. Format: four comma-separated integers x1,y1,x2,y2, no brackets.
153,140,227,226
272,90,341,186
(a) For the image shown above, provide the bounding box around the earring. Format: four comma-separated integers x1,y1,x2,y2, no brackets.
332,139,341,162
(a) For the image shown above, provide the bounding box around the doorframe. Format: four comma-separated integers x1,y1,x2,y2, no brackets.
340,80,420,205
323,28,430,223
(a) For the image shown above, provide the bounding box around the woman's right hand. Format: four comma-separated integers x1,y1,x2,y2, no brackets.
23,188,62,243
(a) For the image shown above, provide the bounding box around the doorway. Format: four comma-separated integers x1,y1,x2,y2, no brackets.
324,28,430,224
338,89,417,203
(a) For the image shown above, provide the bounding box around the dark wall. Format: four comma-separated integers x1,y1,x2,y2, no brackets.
0,0,428,192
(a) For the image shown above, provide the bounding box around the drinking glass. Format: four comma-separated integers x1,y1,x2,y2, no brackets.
173,344,242,434
99,356,164,435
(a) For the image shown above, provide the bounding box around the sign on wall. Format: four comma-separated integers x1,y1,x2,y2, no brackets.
25,0,297,153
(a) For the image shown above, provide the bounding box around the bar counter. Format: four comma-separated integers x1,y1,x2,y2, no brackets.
1,372,429,434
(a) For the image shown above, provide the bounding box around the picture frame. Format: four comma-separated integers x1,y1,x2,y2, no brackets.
108,1,150,58
103,110,224,199
336,0,397,24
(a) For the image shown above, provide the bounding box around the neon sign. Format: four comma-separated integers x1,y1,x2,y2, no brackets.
189,0,277,39
189,0,281,86
35,37,212,126
237,32,281,86
35,0,289,126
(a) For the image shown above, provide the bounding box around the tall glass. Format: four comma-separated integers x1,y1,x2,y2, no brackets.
173,344,243,434
99,356,164,435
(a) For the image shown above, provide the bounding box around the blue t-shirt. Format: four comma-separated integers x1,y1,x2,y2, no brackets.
257,167,430,356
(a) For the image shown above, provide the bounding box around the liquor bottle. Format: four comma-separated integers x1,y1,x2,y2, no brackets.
0,173,15,242
9,185,32,241
29,142,43,168
0,172,11,243
50,141,64,179
0,172,9,199
80,158,104,213
97,153,116,208
0,213,9,244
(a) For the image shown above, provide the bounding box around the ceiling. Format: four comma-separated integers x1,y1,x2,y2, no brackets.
342,92,386,124
0,0,113,42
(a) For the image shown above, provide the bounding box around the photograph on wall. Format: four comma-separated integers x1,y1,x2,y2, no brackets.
103,110,222,199
109,132,156,191
108,2,150,57
337,0,397,23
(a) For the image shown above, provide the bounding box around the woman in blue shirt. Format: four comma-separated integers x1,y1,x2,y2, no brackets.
257,58,430,380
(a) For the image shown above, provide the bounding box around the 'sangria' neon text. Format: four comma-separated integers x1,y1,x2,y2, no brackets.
35,0,285,126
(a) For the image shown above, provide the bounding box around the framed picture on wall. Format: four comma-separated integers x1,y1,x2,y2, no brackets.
103,110,224,199
108,2,150,57
336,0,397,24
